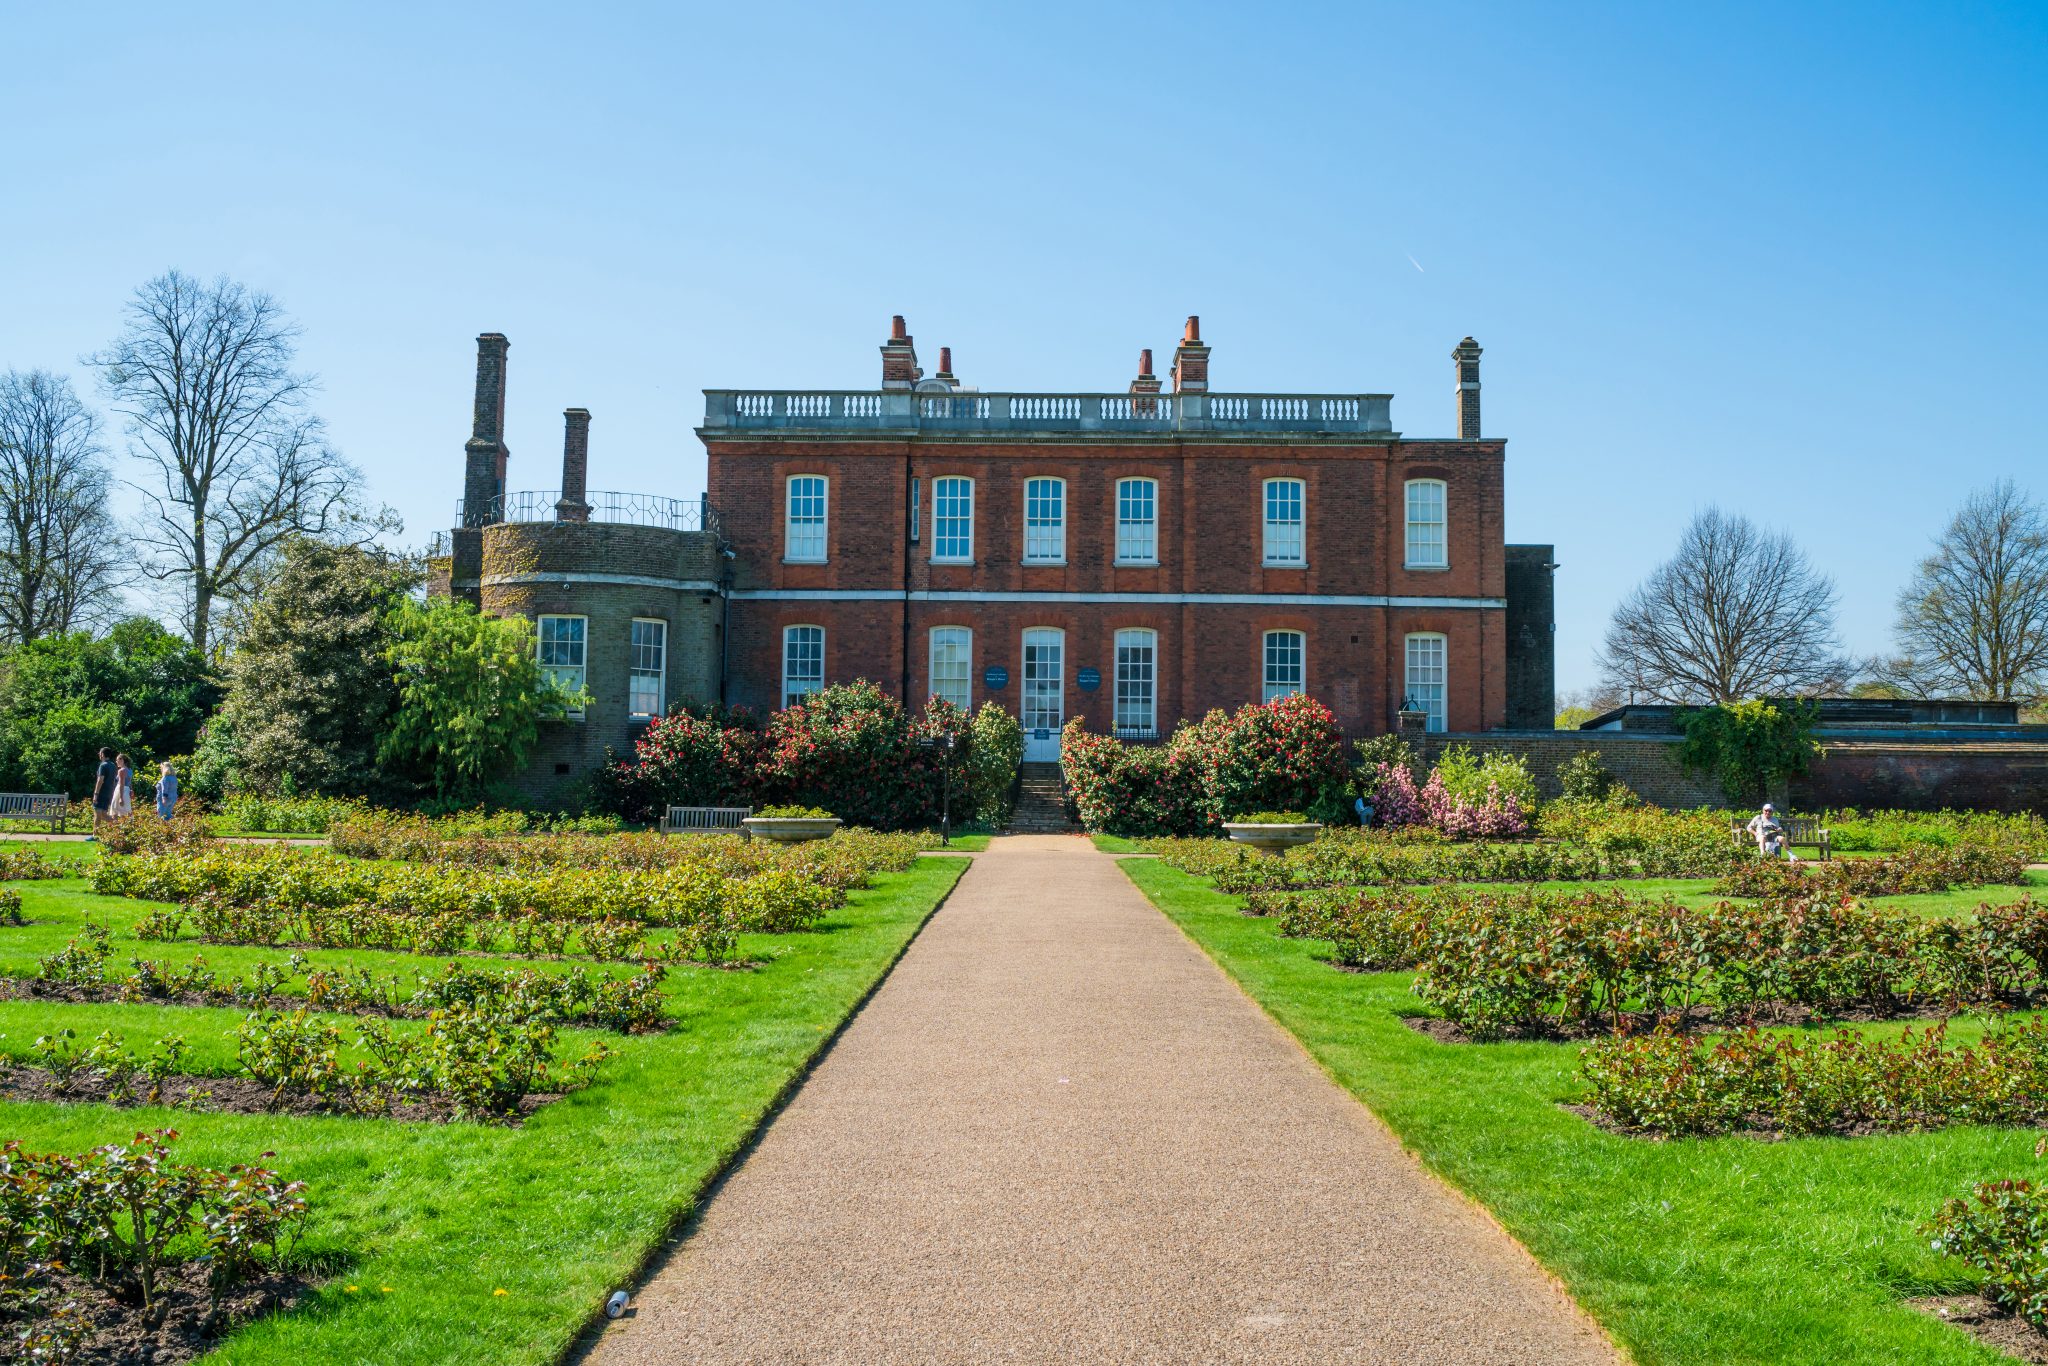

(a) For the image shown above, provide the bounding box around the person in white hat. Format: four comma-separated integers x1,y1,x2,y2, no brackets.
1745,802,1791,860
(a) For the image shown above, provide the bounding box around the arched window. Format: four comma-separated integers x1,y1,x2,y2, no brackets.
785,475,828,562
1262,630,1304,702
1405,479,1447,568
1024,477,1066,563
1262,478,1304,566
782,625,824,708
929,626,972,710
932,477,974,563
1405,632,1447,732
1116,477,1158,564
1113,628,1157,738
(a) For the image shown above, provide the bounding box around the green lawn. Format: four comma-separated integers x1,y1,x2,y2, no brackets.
1120,857,2033,1366
0,855,965,1364
1089,833,1150,854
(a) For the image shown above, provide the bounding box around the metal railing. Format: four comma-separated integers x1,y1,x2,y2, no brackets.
461,491,723,533
703,390,1396,435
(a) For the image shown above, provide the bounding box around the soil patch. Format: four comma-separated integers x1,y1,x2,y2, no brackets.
0,1066,559,1126
19,1259,312,1366
1912,1294,2048,1362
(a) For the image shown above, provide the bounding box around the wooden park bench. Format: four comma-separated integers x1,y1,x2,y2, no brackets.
1729,814,1832,860
663,806,752,837
0,793,69,834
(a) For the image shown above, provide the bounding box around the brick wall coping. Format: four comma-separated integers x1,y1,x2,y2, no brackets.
459,571,723,593
703,389,1397,437
727,589,1506,608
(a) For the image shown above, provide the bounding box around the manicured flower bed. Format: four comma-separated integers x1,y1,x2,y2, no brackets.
0,1130,308,1365
1925,1178,2048,1334
1579,1018,2048,1138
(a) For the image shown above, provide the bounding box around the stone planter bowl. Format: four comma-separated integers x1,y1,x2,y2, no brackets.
1221,822,1324,856
742,816,844,844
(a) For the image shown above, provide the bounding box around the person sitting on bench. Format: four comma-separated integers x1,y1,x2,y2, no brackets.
1745,802,1793,861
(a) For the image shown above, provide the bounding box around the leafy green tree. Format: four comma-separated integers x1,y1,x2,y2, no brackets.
212,538,420,798
379,599,573,798
1554,705,1597,730
0,618,220,795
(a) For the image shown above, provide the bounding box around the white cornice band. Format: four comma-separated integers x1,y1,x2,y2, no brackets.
729,589,1505,609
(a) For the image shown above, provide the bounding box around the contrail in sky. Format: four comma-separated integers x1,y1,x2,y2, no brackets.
1407,254,1426,273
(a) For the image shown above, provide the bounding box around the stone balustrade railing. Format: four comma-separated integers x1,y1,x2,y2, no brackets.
702,390,1396,435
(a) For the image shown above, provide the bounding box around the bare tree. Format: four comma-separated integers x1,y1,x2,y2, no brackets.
1881,480,2048,704
87,270,383,655
0,370,124,641
1598,507,1852,704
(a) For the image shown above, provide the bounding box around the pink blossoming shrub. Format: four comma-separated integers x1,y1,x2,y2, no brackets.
1372,759,1529,838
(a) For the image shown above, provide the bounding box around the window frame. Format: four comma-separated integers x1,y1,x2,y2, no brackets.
928,625,972,711
537,614,589,721
784,474,829,564
628,617,667,719
1112,627,1157,738
1023,476,1067,564
1262,477,1305,567
1115,477,1159,565
781,624,825,709
1261,629,1305,703
931,476,975,565
1405,631,1448,733
1405,478,1448,569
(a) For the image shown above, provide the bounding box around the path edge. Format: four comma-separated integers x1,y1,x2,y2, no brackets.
1106,852,1636,1366
559,854,972,1364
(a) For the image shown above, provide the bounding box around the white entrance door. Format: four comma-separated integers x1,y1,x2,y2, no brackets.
1021,628,1065,762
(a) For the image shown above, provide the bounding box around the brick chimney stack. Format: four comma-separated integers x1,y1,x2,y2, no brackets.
1453,336,1482,439
880,315,921,389
555,408,592,523
1130,348,1161,394
462,333,510,527
933,346,956,386
1170,316,1210,393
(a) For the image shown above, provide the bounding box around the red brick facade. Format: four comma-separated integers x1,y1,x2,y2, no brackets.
707,430,1513,739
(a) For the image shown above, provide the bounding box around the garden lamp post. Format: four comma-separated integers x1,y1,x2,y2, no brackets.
918,732,956,846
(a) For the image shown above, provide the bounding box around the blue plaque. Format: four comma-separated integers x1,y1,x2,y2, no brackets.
983,665,1010,690
1076,667,1102,692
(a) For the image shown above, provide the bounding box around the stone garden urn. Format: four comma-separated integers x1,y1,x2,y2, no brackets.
1221,821,1323,856
741,815,844,844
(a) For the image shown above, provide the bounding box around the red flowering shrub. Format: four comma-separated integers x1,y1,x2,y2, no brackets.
1061,696,1348,835
755,682,960,831
594,707,763,821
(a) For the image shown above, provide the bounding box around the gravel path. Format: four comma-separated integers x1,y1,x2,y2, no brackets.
586,835,1621,1365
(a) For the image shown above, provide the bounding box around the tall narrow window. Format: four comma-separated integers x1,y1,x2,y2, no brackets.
1113,628,1157,738
1116,478,1157,564
785,475,828,562
628,619,667,719
1024,477,1066,563
1405,478,1447,568
1405,633,1447,732
782,625,824,708
1263,478,1304,566
1262,630,1304,702
932,476,974,563
929,626,972,710
537,615,588,720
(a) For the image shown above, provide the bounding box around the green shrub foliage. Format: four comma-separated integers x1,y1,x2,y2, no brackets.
1676,699,1822,805
1926,1179,2048,1327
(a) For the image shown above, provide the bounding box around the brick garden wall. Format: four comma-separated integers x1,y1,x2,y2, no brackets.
1419,731,1725,808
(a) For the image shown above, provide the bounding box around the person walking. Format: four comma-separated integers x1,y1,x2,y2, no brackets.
89,746,117,836
109,754,134,820
155,761,179,820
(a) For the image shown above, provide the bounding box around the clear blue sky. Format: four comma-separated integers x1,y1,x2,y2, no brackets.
4,1,2042,694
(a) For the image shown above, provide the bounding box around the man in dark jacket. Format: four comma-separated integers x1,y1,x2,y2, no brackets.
90,747,116,836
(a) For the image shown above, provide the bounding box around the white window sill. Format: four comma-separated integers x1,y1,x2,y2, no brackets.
782,557,829,566
1404,562,1451,572
931,558,975,567
1115,559,1161,568
1262,561,1308,570
1022,559,1067,568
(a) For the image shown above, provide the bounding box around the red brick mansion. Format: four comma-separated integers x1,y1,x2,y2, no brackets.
437,318,1555,781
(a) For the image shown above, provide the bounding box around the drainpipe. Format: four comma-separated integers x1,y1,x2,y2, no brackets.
900,446,913,701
